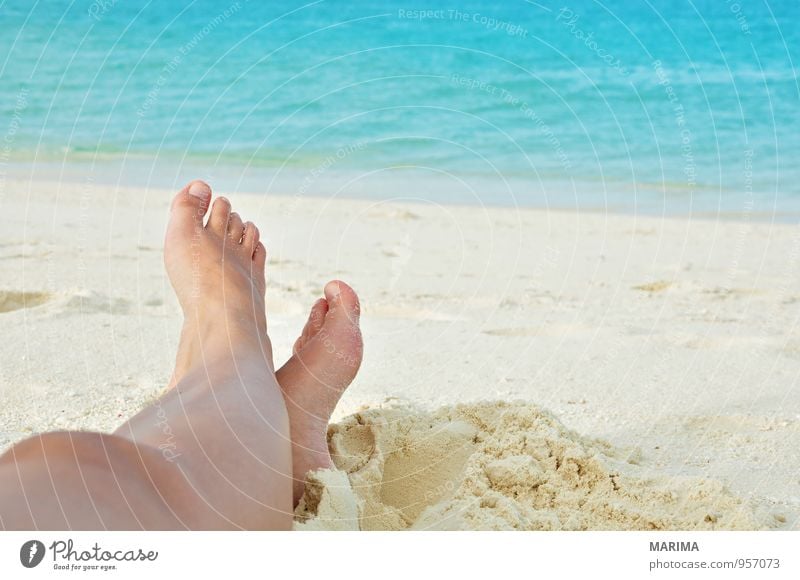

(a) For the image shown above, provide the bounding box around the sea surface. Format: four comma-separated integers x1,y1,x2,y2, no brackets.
1,0,798,215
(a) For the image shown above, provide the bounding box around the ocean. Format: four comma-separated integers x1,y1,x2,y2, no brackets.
1,0,798,216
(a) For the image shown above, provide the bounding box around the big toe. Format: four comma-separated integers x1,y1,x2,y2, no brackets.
322,280,363,363
168,180,212,234
323,280,361,331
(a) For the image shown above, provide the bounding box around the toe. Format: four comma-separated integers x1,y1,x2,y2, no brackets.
242,221,259,254
319,280,363,366
324,280,361,328
249,241,267,297
253,241,267,270
207,196,232,233
308,297,329,335
168,180,211,233
293,298,329,354
227,211,244,242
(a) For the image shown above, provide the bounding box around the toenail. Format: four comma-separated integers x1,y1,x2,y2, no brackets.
188,181,210,199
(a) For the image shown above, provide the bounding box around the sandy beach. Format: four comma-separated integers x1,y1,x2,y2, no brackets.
0,178,798,530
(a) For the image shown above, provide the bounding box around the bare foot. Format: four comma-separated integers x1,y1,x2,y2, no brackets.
165,180,362,505
276,280,363,503
116,180,293,528
164,180,272,389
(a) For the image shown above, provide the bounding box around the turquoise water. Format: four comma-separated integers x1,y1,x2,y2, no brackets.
1,0,798,214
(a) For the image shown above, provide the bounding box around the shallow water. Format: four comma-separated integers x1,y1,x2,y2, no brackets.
1,0,798,215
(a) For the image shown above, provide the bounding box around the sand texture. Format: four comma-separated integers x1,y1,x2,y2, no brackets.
295,402,779,530
1,179,798,529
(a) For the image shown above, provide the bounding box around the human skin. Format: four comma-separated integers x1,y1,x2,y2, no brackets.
0,180,362,529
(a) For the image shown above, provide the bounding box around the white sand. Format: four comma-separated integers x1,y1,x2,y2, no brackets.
296,403,778,530
0,178,798,529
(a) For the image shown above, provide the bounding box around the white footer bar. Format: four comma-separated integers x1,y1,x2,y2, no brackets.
1,531,797,579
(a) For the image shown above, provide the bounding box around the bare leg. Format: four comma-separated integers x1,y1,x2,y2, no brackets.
0,181,293,530
276,281,363,504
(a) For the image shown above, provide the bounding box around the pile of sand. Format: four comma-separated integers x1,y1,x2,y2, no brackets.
295,402,775,530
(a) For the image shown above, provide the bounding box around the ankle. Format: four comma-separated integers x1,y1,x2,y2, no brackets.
291,436,334,504
181,312,271,356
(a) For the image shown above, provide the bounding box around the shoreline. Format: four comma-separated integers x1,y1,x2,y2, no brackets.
3,159,795,224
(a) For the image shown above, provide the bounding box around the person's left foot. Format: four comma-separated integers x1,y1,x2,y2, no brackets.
163,180,272,390
276,280,363,504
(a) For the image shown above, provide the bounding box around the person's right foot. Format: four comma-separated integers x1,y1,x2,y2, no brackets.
276,281,363,504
